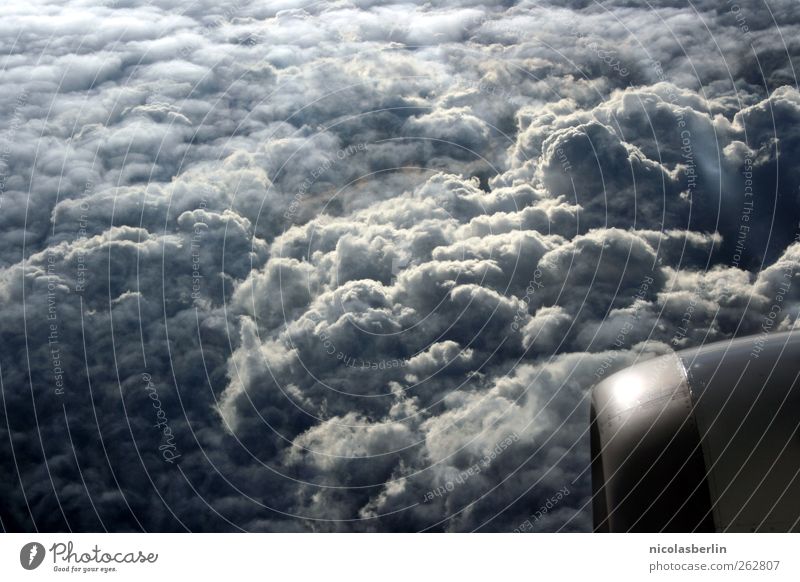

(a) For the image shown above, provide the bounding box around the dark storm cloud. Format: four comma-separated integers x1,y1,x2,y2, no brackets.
1,0,799,532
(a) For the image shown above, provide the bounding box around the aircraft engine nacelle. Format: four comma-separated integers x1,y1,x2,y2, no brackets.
591,331,800,532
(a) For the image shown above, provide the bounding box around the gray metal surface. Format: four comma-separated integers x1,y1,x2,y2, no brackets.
591,331,800,532
591,352,713,532
680,332,800,532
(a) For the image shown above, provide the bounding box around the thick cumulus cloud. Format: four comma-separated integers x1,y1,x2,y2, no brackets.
1,0,799,532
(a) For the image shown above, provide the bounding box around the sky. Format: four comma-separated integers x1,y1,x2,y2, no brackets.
0,0,799,532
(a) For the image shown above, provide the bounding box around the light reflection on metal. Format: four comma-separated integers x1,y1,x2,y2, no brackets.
591,331,800,532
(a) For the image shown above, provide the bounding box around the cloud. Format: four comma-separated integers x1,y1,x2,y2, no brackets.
0,0,798,532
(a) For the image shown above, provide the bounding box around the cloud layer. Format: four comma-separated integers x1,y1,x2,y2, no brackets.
1,0,799,532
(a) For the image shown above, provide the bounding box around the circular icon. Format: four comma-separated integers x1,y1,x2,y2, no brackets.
20,542,45,570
